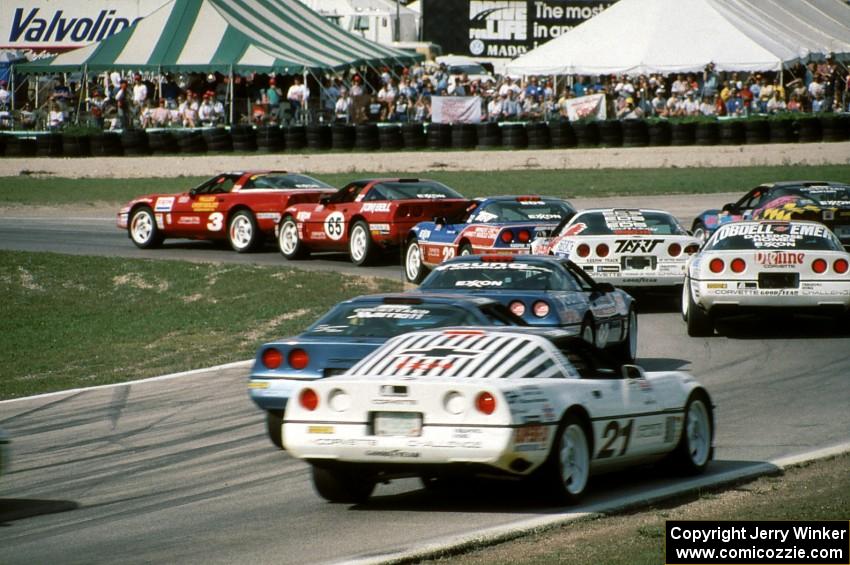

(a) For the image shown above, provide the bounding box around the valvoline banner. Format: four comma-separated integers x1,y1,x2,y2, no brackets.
0,0,167,51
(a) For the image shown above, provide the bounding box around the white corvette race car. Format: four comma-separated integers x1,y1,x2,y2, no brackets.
682,220,850,336
532,209,701,289
282,327,714,505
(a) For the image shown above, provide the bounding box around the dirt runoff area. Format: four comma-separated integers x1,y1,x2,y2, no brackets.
1,141,849,179
419,452,850,565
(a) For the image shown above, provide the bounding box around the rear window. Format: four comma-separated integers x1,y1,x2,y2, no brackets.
421,261,582,292
243,174,332,189
470,199,574,223
706,222,842,251
800,186,850,205
304,302,484,338
566,210,688,236
364,180,464,201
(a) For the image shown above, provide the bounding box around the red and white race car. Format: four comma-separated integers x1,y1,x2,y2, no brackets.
277,178,471,265
118,171,335,252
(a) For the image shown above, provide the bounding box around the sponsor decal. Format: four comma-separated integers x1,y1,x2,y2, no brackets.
154,197,174,212
369,223,391,233
155,213,164,229
362,202,392,213
756,251,805,267
563,222,587,236
597,265,620,272
313,438,376,446
296,211,311,221
603,209,648,231
418,228,432,239
454,280,504,288
6,6,145,47
324,211,345,240
437,262,550,272
349,305,430,320
178,216,201,225
393,344,484,371
527,213,562,220
365,449,421,458
473,210,499,223
706,282,727,289
614,239,663,254
256,212,281,222
310,231,327,240
177,196,189,204
714,222,828,248
191,196,219,212
514,425,549,444
307,425,334,434
470,226,500,239
415,193,448,199
407,439,482,449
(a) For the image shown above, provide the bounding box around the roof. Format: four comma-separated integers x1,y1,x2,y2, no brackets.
506,0,850,75
340,293,504,307
17,0,421,75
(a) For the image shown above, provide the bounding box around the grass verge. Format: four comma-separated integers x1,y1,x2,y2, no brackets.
415,453,850,565
0,250,401,400
2,165,850,206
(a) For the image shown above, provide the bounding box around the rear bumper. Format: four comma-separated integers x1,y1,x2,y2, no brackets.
693,279,850,312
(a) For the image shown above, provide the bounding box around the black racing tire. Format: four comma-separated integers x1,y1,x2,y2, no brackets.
611,307,638,364
404,237,430,284
458,242,473,256
348,220,375,266
128,206,163,249
691,221,708,243
227,209,261,253
666,391,713,475
537,413,591,505
312,465,376,504
684,278,714,337
265,410,284,450
278,216,309,260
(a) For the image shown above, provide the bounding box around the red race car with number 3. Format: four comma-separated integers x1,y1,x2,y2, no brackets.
277,178,470,265
118,171,335,252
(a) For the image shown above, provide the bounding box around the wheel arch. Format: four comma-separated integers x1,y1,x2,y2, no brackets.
561,404,595,456
685,387,715,441
226,204,253,224
349,214,368,234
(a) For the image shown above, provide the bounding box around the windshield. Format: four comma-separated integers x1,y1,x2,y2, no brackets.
364,180,464,200
243,173,332,189
469,199,574,223
421,261,582,292
449,64,487,75
304,302,489,338
566,210,688,236
706,222,842,251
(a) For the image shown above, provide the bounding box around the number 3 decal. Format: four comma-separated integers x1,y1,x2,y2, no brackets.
207,212,224,232
324,211,345,241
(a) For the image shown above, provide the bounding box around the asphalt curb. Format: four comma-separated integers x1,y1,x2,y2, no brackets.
340,441,850,565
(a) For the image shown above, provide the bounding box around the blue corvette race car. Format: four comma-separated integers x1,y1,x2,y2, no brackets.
248,293,525,448
403,195,576,283
416,254,637,363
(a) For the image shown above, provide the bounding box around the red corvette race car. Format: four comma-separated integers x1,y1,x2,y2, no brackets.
117,171,335,252
277,178,470,265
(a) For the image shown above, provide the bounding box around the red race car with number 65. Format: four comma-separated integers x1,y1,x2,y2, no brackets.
117,171,335,252
277,178,470,265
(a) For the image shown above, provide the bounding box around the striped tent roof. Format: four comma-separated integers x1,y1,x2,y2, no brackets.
17,0,421,75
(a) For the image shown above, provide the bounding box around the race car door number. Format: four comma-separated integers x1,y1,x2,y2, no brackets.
373,412,423,437
622,256,655,270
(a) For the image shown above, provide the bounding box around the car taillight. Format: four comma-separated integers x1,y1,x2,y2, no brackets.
730,258,746,273
476,391,496,415
576,243,591,258
596,243,609,257
668,243,682,257
509,300,525,316
288,348,309,370
517,229,531,243
834,259,849,274
532,301,550,317
500,230,514,243
262,348,282,369
299,388,318,411
684,244,700,254
709,258,725,273
812,258,828,274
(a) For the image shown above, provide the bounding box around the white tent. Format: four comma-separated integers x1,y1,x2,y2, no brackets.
505,0,850,76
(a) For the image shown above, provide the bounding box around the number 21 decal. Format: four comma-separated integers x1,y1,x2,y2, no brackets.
597,419,634,458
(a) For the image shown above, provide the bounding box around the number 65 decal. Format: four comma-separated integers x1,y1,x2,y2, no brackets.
597,419,634,459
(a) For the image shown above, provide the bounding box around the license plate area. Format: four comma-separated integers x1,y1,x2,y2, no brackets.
371,412,423,437
758,272,799,289
622,256,656,270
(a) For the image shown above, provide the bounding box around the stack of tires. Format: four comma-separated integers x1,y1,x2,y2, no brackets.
378,124,403,150
121,129,149,155
597,120,623,147
147,130,178,155
231,125,257,152
90,132,123,156
62,133,91,157
768,118,796,143
694,121,720,145
647,121,671,146
670,122,695,146
476,122,501,148
744,119,770,145
451,123,476,149
331,124,355,150
255,125,283,152
36,133,63,157
719,120,745,145
355,123,379,150
306,125,331,150
501,123,527,149
526,122,551,149
425,123,452,149
820,115,849,142
4,136,38,157
573,121,599,147
795,117,821,143
622,120,649,147
177,130,206,153
549,120,577,148
285,126,307,151
204,128,233,152
401,123,425,148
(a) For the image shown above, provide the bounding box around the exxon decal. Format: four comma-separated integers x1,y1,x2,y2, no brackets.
8,8,143,45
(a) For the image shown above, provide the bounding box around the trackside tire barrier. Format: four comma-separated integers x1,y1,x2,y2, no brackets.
820,115,848,142
476,122,501,148
147,130,178,155
694,121,719,145
526,122,551,149
378,124,403,150
647,121,671,146
90,132,123,156
355,123,379,150
331,124,355,150
36,132,63,157
573,121,600,147
231,125,257,152
305,125,331,150
795,117,821,143
285,126,307,151
177,130,206,153
401,123,425,148
670,122,695,146
204,128,234,152
451,123,476,149
598,120,623,147
549,120,577,148
719,120,746,145
501,123,528,149
4,136,38,156
622,119,649,147
425,123,452,149
121,129,149,155
744,120,770,145
62,134,91,157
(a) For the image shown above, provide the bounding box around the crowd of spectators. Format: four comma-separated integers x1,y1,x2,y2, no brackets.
5,56,849,131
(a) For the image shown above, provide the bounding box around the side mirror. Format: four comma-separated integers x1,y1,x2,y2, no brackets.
434,216,447,226
721,202,737,213
319,196,330,205
188,188,198,197
594,282,616,294
621,364,646,379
